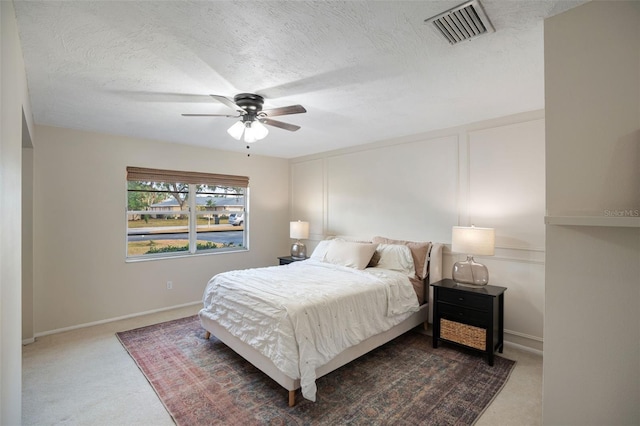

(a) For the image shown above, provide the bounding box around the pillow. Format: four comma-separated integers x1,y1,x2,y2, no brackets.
309,240,332,260
373,244,415,277
323,240,378,270
367,250,381,267
310,238,370,261
372,236,432,280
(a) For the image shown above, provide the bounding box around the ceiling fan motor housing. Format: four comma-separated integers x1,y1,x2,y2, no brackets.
233,93,264,109
234,93,264,122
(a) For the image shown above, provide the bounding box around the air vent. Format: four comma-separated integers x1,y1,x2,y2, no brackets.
425,0,494,45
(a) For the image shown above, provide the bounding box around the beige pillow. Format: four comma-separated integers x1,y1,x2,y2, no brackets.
309,240,332,260
323,240,378,270
373,243,416,276
372,236,432,280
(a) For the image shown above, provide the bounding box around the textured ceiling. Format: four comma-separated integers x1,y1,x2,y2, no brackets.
14,0,586,159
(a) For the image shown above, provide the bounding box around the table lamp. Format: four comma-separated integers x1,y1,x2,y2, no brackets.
290,221,309,260
451,225,495,287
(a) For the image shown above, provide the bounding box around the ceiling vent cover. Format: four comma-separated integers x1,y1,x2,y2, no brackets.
425,0,494,45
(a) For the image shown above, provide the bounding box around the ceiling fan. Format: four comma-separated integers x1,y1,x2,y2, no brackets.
182,93,306,143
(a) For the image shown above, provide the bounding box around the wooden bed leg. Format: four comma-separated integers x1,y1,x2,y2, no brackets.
204,331,211,339
288,390,296,407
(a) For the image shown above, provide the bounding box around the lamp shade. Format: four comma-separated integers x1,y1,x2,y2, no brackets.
451,226,495,256
290,221,309,239
243,125,258,143
227,121,245,140
228,120,269,143
251,120,269,140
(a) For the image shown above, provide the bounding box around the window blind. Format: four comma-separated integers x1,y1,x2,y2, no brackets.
126,167,249,188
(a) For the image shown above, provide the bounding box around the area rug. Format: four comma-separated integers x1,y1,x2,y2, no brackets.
116,315,515,425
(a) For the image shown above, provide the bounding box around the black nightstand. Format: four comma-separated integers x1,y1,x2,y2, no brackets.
431,278,506,366
277,256,307,265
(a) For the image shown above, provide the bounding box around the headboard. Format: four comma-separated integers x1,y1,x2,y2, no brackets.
428,243,444,284
426,242,444,324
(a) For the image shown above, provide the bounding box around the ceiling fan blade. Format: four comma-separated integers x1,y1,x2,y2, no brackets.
260,118,301,132
181,113,240,117
261,105,307,117
210,94,243,112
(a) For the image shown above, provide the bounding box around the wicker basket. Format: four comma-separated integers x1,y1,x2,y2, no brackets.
440,318,485,350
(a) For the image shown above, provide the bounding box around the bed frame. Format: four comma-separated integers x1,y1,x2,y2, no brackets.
201,243,443,406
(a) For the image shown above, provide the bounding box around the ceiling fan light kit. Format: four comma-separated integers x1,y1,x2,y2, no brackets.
227,119,269,143
227,121,246,140
183,92,306,145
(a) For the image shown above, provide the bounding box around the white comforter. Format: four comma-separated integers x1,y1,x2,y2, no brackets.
199,259,419,401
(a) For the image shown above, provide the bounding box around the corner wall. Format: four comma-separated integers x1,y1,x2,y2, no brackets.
1,1,35,423
32,125,290,334
543,2,640,424
22,125,34,344
290,111,546,351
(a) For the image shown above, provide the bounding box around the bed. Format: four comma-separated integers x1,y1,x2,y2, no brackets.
199,236,443,406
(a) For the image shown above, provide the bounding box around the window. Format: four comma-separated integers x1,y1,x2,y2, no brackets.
126,167,249,260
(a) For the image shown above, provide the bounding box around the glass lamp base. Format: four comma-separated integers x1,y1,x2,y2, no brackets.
452,255,489,286
291,241,307,260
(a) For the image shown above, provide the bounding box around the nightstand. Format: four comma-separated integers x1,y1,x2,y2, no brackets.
431,278,506,366
277,256,307,265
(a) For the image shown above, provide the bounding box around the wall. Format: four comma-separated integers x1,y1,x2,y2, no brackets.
31,125,290,334
0,1,35,423
22,123,34,343
543,2,640,425
290,110,545,351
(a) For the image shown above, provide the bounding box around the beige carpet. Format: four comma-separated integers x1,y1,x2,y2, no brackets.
22,304,543,425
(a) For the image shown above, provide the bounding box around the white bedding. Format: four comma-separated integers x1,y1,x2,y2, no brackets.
199,259,420,401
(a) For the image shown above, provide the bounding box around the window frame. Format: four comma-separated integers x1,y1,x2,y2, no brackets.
125,167,249,261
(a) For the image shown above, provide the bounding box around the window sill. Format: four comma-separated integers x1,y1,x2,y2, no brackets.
126,247,249,263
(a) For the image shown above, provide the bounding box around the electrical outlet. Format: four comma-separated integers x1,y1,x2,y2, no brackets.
167,281,173,290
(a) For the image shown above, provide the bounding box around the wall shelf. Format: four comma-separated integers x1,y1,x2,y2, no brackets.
545,215,640,228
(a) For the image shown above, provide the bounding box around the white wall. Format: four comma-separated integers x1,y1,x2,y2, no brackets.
31,125,290,334
22,138,34,344
290,110,546,351
1,1,35,423
543,2,640,424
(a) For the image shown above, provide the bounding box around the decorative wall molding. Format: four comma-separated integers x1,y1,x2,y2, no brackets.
488,255,545,265
289,111,547,352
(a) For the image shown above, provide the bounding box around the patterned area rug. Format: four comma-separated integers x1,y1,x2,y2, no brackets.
116,315,515,425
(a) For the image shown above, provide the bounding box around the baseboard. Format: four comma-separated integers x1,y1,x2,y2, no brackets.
33,301,201,338
31,302,545,358
504,329,543,355
504,340,543,357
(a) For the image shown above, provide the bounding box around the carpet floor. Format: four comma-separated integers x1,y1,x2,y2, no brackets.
117,315,515,425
